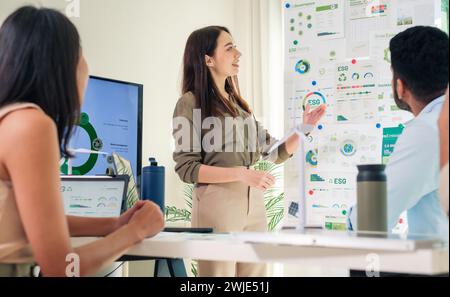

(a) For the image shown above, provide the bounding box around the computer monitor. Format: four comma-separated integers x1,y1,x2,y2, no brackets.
60,76,143,183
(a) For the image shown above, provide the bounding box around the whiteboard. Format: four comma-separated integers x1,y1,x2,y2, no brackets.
282,0,447,228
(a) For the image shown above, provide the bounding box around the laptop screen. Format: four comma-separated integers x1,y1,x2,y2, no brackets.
60,177,128,218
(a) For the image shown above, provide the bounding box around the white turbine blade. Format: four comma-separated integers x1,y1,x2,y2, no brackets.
69,148,109,156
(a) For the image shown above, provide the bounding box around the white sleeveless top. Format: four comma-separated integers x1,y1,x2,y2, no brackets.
0,103,42,264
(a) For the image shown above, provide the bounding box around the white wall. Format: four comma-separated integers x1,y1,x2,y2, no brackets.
0,0,247,212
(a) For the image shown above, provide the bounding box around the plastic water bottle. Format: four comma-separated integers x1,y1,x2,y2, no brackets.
141,158,165,213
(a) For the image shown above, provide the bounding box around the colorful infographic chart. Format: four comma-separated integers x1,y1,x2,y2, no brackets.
283,0,445,228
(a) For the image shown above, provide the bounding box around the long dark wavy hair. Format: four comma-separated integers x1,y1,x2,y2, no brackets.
0,6,81,158
182,26,251,118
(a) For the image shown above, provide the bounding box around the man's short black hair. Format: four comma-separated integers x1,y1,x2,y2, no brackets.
390,26,449,104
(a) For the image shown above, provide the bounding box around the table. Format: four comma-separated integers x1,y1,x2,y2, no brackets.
72,229,449,276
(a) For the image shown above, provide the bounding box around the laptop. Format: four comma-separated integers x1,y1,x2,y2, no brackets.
60,176,129,218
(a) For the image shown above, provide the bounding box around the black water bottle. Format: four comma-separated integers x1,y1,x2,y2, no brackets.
141,158,165,212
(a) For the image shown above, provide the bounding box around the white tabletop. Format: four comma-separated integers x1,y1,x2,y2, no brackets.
71,229,449,275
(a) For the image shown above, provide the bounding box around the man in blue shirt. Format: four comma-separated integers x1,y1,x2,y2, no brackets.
349,26,449,239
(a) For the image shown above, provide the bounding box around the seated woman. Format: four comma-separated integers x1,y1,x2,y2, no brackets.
0,6,164,277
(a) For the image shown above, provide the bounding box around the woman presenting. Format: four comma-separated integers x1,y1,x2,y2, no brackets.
172,26,325,277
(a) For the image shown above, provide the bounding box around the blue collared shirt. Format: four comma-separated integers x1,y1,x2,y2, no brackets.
349,96,449,239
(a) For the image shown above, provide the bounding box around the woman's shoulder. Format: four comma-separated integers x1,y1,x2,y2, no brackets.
177,91,197,107
0,106,55,140
173,92,198,118
0,106,56,164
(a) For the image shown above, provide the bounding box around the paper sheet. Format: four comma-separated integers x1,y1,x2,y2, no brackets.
315,0,345,39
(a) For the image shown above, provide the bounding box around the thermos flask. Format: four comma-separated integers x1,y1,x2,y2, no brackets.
141,158,165,212
357,164,388,232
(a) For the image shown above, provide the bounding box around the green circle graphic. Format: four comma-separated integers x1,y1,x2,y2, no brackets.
60,112,100,175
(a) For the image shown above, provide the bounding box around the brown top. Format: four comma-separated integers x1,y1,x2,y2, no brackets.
172,92,291,184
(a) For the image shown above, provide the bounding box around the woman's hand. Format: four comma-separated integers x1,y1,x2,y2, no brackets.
303,104,326,127
128,201,165,241
114,200,147,231
239,168,275,192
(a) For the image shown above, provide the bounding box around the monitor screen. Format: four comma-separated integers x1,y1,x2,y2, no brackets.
60,76,143,182
60,177,128,218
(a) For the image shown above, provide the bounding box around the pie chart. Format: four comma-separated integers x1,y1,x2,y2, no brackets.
295,59,311,74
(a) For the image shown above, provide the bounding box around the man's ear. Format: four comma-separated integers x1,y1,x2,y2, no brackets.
396,78,406,99
205,55,214,67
